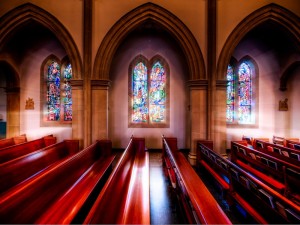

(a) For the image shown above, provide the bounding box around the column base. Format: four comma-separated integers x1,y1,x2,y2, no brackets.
188,151,197,166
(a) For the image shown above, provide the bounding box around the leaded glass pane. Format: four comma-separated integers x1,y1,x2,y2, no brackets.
226,64,235,122
149,62,166,123
132,62,148,123
226,105,234,123
47,61,61,121
238,62,252,123
63,63,72,121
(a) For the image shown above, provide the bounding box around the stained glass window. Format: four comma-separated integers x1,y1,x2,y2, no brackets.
226,64,234,123
44,58,72,124
129,56,169,127
226,59,256,125
62,63,72,121
47,61,61,121
149,62,166,123
132,62,148,123
238,62,252,124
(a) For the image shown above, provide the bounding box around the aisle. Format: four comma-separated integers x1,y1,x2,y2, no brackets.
149,152,181,224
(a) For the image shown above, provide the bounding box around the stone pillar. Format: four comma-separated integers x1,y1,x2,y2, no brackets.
6,87,20,138
91,80,110,143
213,80,227,154
71,80,84,149
188,80,208,165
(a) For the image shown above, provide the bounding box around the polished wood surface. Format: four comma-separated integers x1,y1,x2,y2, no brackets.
84,137,150,224
0,134,27,150
0,135,56,164
0,140,115,224
163,137,232,224
198,141,300,223
0,139,79,193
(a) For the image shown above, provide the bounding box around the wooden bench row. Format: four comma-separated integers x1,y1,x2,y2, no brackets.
163,136,232,224
0,134,27,150
0,139,79,194
0,134,56,164
252,138,300,163
197,141,300,224
231,141,300,202
0,139,115,224
84,137,150,224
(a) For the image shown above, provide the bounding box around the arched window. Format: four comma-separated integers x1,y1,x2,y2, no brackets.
226,57,258,126
41,55,72,126
129,55,169,128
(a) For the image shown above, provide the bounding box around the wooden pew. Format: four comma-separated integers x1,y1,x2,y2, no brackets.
198,141,300,224
0,135,56,164
253,138,300,163
0,139,79,193
0,140,115,224
273,135,299,148
285,139,300,150
163,137,231,224
84,137,150,224
231,141,300,203
0,134,27,149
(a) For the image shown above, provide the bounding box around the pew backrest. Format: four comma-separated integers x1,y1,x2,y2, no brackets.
0,134,27,149
0,135,56,164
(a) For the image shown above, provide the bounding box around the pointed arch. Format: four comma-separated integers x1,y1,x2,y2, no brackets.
94,2,205,81
0,3,82,80
217,3,300,80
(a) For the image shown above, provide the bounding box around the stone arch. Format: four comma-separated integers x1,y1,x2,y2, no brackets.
217,3,300,80
0,3,82,80
93,2,205,81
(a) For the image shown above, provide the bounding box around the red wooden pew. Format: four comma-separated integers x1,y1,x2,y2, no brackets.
231,141,300,203
0,134,27,149
0,134,56,164
0,139,79,194
197,141,300,224
84,137,150,224
0,140,115,224
163,137,232,224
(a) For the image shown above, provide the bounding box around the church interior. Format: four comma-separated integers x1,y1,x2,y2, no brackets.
0,0,299,224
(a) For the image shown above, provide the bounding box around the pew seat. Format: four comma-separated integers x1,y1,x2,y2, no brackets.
199,159,230,192
231,192,268,224
0,134,27,149
236,159,285,193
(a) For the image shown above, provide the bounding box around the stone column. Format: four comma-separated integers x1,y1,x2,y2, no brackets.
71,80,84,149
213,80,227,154
188,80,208,165
6,87,20,138
91,80,110,143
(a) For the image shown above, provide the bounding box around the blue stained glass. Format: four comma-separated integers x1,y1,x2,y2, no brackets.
226,64,235,122
63,63,72,121
149,62,166,123
238,62,252,123
132,62,148,123
47,61,61,121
